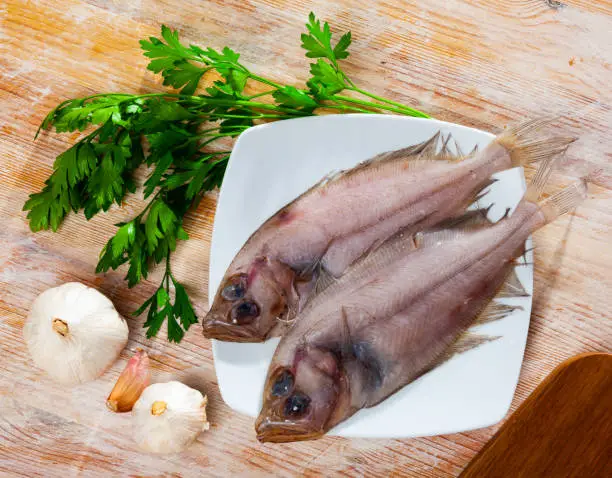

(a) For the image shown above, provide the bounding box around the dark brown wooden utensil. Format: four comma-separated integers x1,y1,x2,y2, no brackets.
461,353,612,478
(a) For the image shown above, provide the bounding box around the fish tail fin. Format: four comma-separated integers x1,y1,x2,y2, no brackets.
524,152,558,203
496,118,576,168
539,178,589,225
520,151,589,228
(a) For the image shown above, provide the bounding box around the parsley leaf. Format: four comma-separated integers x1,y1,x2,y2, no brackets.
301,13,351,66
272,86,318,110
138,268,197,342
307,59,347,98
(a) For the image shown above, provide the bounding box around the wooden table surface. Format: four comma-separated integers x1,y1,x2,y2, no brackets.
1,1,611,476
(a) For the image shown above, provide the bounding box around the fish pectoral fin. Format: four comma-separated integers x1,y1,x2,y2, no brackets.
429,333,500,372
472,301,524,327
497,268,529,298
294,261,338,311
315,266,336,295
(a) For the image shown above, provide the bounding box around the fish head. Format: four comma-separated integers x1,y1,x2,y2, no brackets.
255,345,349,442
202,257,296,342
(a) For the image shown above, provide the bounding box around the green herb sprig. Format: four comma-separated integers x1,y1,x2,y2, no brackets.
24,13,429,342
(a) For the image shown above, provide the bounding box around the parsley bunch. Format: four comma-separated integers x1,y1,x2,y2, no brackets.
24,13,429,342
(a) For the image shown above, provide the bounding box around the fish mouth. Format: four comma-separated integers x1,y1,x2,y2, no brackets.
255,415,324,443
201,316,262,342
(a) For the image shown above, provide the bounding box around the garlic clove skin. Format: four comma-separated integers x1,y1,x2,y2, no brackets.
132,381,209,454
23,282,129,385
107,349,151,413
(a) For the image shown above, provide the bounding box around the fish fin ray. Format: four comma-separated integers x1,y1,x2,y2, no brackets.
428,333,500,372
321,132,454,184
496,118,575,169
524,153,558,203
346,230,417,277
315,265,336,295
472,301,524,327
539,179,588,224
433,208,493,231
465,178,498,208
272,132,459,216
497,268,529,297
454,139,465,159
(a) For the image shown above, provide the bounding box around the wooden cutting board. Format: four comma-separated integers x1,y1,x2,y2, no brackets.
461,353,612,478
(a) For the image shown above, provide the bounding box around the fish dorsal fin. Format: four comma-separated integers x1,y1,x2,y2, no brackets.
466,178,498,208
307,132,454,189
378,131,442,162
497,268,529,298
445,332,500,358
346,132,454,174
280,132,463,215
471,301,523,327
435,133,454,161
428,332,500,372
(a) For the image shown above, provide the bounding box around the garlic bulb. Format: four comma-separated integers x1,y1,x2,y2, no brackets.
132,381,209,454
107,349,151,412
23,282,129,385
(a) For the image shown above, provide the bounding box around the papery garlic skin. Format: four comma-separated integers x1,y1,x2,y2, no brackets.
107,349,151,413
132,381,209,454
23,282,129,385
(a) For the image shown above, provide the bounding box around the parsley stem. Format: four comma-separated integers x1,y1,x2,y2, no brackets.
136,191,160,220
165,254,172,287
333,94,429,118
248,74,283,90
246,90,277,100
318,104,373,114
346,87,429,118
211,112,292,120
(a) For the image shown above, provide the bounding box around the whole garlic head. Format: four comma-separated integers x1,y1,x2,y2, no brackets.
132,381,209,454
23,282,129,385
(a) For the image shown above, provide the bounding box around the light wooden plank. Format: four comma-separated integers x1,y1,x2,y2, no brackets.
1,0,611,476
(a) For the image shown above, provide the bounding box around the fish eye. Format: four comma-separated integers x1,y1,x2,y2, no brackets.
221,275,247,301
271,370,294,397
231,300,259,324
283,392,311,417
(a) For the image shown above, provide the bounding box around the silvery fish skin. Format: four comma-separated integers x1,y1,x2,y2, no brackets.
203,122,572,342
254,170,587,443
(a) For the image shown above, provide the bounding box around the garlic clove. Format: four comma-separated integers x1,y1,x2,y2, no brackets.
23,282,129,385
107,349,151,413
132,381,209,454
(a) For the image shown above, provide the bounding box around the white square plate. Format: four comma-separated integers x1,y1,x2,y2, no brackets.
208,115,532,438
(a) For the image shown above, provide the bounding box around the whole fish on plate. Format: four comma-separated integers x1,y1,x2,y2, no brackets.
203,121,573,342
255,160,588,442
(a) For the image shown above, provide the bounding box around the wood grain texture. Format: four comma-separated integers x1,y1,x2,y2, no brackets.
0,0,611,476
461,353,612,478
